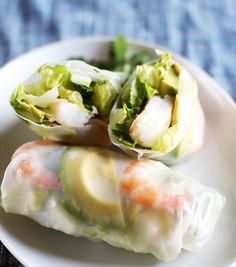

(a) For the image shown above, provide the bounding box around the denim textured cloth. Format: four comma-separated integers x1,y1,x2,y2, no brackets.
0,0,236,265
0,0,236,100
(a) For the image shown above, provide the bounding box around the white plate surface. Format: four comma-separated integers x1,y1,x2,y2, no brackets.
0,37,236,267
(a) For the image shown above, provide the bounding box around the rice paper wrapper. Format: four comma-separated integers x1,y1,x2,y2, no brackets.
21,114,110,146
1,141,225,262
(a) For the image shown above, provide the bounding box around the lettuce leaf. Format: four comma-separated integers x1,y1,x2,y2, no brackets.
38,64,71,91
111,104,137,147
111,35,128,62
70,35,150,82
23,64,71,97
18,84,59,108
151,124,180,153
129,79,145,110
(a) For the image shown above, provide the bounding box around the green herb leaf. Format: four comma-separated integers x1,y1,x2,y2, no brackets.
111,35,128,62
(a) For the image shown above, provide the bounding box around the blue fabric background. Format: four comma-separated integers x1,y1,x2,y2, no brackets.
0,0,236,101
0,0,235,265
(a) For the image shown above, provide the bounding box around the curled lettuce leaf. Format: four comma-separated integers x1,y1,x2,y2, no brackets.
18,85,59,108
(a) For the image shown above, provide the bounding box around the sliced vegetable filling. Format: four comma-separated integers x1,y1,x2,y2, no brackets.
11,61,122,128
111,53,187,151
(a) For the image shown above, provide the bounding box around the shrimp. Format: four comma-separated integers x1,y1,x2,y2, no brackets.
122,160,189,212
123,160,142,175
129,95,173,147
12,141,63,190
18,156,61,190
121,177,188,211
12,140,57,159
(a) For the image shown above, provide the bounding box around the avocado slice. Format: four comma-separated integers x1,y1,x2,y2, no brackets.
59,147,125,227
91,80,118,117
159,64,180,97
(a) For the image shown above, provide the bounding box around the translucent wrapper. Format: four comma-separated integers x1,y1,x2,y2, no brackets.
1,141,225,262
109,53,205,164
10,60,125,145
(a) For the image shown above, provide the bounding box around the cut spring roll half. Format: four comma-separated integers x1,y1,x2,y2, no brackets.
109,52,205,164
1,141,225,262
10,60,125,145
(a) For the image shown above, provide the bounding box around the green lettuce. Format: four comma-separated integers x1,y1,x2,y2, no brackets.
111,104,137,147
38,64,71,90
151,124,180,153
23,64,71,96
70,35,150,81
111,35,128,62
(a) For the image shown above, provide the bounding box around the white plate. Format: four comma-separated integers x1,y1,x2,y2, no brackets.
0,37,236,267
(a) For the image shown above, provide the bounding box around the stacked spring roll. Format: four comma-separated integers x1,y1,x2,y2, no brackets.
109,52,205,164
1,141,225,262
10,60,125,145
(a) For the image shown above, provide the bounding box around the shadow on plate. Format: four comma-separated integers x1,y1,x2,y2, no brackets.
0,210,157,266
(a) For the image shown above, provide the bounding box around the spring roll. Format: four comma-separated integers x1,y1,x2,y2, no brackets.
109,52,205,164
10,61,125,145
0,141,225,262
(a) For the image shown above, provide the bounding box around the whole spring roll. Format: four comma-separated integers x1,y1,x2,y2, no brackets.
10,61,124,145
109,52,205,164
1,141,225,262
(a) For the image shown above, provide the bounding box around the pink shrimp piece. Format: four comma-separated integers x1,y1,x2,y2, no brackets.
156,192,189,211
133,187,157,207
18,158,34,177
123,160,140,174
12,140,58,159
121,177,139,194
123,159,149,175
18,157,61,190
121,177,189,211
35,169,61,190
122,178,157,207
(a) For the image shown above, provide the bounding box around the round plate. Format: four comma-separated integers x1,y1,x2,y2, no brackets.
0,37,236,267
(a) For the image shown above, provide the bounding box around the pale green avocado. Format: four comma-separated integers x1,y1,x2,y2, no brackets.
91,80,118,117
10,86,45,123
159,64,180,97
14,101,46,123
59,147,125,227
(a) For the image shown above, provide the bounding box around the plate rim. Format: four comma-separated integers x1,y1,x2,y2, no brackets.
0,36,235,267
